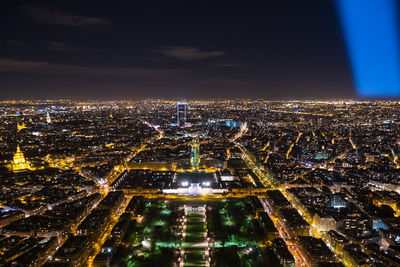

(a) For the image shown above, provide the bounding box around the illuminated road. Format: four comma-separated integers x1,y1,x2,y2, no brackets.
236,142,308,266
86,195,133,267
106,119,164,185
230,122,248,142
70,120,162,266
280,189,344,266
260,199,306,267
236,142,275,187
238,141,342,266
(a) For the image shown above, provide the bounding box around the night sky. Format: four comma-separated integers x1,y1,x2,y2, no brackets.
0,0,357,100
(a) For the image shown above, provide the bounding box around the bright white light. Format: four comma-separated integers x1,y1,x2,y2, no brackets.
203,181,210,187
181,181,189,186
142,240,151,248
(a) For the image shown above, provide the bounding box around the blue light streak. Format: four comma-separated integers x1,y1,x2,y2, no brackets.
335,0,400,97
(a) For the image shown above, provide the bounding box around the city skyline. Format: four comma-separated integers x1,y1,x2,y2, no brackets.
1,99,400,266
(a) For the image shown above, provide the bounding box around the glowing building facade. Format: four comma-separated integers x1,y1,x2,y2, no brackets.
46,112,51,124
17,122,25,131
190,139,200,169
12,145,29,172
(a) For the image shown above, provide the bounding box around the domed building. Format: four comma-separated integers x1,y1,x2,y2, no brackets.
11,144,29,172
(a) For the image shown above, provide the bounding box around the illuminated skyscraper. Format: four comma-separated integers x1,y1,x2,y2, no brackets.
190,139,200,169
12,144,29,172
46,112,51,124
177,103,186,127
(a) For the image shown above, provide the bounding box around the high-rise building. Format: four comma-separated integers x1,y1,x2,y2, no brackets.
12,144,29,172
46,112,51,124
177,103,186,127
190,139,200,169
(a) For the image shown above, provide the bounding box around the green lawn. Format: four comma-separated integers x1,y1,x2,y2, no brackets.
183,211,207,266
184,248,205,266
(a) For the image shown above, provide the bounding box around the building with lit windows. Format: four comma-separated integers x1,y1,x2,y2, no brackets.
177,103,186,127
190,139,200,169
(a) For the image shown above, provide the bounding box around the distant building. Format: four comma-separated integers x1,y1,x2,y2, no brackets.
46,112,51,124
11,144,29,172
191,139,200,168
272,238,295,267
172,172,217,195
177,103,186,127
342,244,369,267
17,122,25,131
330,194,347,209
313,212,337,232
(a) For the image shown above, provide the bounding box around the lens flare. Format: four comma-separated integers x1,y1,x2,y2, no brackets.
335,0,400,97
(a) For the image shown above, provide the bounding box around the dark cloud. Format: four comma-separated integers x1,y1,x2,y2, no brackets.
23,6,110,27
209,63,243,68
6,40,26,47
45,41,84,53
0,58,187,78
5,40,84,54
156,46,225,60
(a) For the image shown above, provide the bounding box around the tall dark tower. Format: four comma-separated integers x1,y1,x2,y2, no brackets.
177,103,187,127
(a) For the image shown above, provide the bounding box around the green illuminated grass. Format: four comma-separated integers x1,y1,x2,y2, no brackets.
153,220,166,227
184,248,205,266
